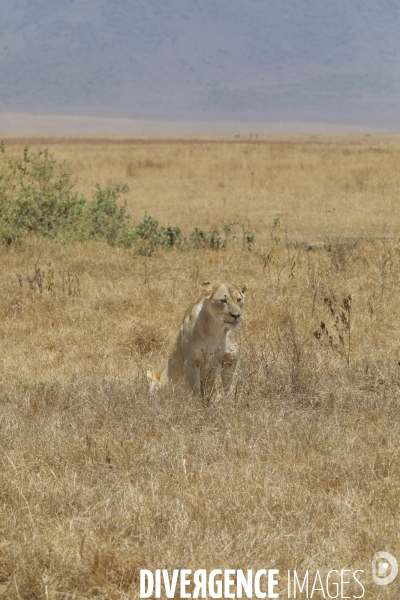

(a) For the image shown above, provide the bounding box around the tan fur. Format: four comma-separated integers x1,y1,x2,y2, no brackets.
147,282,247,397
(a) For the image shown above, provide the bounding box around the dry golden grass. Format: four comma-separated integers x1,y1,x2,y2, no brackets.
1,136,400,599
4,134,400,242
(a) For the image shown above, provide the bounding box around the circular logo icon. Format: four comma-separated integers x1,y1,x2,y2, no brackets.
372,552,398,586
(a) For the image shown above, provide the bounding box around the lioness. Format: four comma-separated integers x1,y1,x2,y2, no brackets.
147,281,247,397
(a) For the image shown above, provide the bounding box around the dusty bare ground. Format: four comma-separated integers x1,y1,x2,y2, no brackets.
0,137,400,598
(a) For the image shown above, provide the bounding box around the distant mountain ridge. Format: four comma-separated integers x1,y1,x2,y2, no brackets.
1,0,400,129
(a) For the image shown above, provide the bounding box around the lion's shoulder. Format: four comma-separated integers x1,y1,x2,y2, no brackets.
183,296,204,321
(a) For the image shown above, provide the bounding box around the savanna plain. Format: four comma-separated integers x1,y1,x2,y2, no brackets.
1,135,400,599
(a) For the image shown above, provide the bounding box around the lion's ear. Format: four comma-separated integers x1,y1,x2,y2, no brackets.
237,283,247,296
201,281,215,296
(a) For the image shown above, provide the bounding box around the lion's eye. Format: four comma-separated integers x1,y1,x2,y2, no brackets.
237,298,242,303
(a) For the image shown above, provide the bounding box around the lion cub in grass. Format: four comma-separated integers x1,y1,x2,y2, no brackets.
147,281,247,397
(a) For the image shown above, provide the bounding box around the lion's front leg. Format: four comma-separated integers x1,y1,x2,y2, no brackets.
184,358,202,396
219,332,239,394
200,361,218,400
220,350,238,394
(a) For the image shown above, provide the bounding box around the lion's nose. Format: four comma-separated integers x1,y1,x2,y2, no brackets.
229,312,240,319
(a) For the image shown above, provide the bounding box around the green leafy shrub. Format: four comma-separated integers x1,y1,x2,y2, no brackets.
189,222,238,250
0,144,86,244
0,144,133,246
85,183,134,247
135,213,184,255
189,227,207,249
0,143,256,253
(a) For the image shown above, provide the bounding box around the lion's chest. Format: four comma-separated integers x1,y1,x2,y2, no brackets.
191,334,226,365
182,303,226,365
200,343,218,362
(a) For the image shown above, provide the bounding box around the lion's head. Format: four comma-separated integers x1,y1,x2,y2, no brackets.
201,281,247,329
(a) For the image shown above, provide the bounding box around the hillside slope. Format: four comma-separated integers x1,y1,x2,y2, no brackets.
1,0,399,127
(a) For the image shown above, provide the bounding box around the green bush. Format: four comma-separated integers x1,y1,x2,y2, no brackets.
0,143,132,246
0,143,256,253
0,144,86,244
189,223,238,250
85,183,135,247
134,216,242,256
135,213,184,255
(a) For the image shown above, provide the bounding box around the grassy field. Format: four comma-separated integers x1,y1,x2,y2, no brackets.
1,136,400,599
